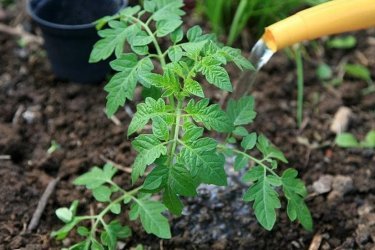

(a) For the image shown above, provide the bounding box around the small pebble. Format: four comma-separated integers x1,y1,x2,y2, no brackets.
312,175,333,194
332,175,353,195
356,224,370,245
22,106,41,124
330,106,352,134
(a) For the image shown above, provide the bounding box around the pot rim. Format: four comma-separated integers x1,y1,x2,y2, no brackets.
26,0,127,30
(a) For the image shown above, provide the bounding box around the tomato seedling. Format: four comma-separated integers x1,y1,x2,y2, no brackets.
53,1,312,249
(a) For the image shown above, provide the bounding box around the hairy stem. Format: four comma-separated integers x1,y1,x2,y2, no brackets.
90,186,142,239
168,98,183,166
126,15,175,109
218,144,279,177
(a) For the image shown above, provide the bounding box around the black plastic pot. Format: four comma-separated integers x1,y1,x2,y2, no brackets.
27,0,126,84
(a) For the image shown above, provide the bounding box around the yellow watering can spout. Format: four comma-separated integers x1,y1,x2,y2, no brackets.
263,0,375,52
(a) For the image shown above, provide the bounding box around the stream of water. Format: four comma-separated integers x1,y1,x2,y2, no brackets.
249,39,275,71
232,39,275,97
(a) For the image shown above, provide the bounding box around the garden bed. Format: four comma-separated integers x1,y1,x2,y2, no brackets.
1,3,375,250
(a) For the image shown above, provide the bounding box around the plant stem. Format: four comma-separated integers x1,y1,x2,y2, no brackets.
217,144,279,177
121,14,182,165
122,15,166,66
168,98,183,166
90,186,142,239
228,0,248,45
295,46,304,128
121,14,175,109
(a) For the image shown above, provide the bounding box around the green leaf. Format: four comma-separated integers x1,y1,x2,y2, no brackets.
95,15,118,30
55,208,73,223
282,169,312,231
128,98,172,136
242,166,264,182
233,126,248,137
268,146,288,164
142,165,168,191
256,134,288,163
89,21,130,62
100,220,130,248
144,1,156,12
180,138,217,161
256,134,270,156
316,63,332,81
243,169,281,230
139,71,180,97
219,46,254,70
152,116,169,141
130,34,153,46
69,240,90,250
120,5,141,17
168,164,197,196
227,96,257,126
105,57,154,116
241,132,257,150
103,163,118,181
170,27,183,43
110,203,122,214
234,155,248,171
187,25,202,42
110,53,138,71
131,45,149,55
131,134,168,182
335,133,360,148
77,226,89,237
107,220,132,239
182,124,204,142
363,130,375,148
199,63,232,91
185,99,233,132
183,78,204,97
134,198,171,239
92,185,112,202
344,64,372,82
100,231,115,249
134,244,144,250
163,186,183,215
156,19,183,37
181,40,208,59
281,169,307,197
51,218,81,240
152,0,185,22
73,165,117,189
267,175,282,186
179,136,226,185
91,239,104,250
327,35,357,49
285,195,313,231
129,202,140,221
168,46,183,62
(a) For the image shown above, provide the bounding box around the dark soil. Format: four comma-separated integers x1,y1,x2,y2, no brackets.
1,3,375,250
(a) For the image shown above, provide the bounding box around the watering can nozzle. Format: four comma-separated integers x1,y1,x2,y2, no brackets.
262,0,375,52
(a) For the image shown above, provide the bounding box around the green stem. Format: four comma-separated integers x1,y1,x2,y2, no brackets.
120,14,175,109
75,215,97,220
123,15,166,65
218,144,279,177
90,186,142,239
295,46,304,128
167,98,183,166
228,0,248,46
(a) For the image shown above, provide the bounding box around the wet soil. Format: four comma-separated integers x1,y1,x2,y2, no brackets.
1,3,375,250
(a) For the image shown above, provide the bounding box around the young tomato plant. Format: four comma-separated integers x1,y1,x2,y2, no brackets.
53,1,312,248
